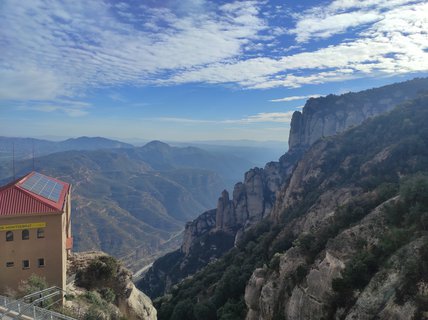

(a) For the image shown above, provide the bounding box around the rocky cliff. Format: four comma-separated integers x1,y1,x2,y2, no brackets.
288,77,428,150
184,77,428,251
244,95,428,319
154,92,428,320
140,77,428,299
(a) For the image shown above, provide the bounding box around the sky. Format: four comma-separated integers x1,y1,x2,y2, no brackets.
0,0,427,143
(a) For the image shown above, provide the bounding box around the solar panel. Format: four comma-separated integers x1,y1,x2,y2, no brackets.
20,173,64,202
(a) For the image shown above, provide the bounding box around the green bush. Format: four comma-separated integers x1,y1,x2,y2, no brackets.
99,288,116,303
20,274,48,296
76,256,119,290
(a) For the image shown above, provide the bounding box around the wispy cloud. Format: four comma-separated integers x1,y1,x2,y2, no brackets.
153,112,295,125
226,112,295,124
168,1,428,89
0,0,426,100
269,94,322,102
0,0,267,100
16,99,91,117
290,0,419,43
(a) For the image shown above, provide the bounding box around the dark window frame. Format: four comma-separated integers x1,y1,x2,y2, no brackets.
22,260,30,269
6,261,14,268
37,258,45,268
22,229,30,240
37,228,45,239
6,231,13,241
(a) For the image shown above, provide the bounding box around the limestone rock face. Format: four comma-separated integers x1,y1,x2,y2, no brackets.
182,159,295,257
67,252,157,320
245,268,268,320
181,209,216,255
117,282,157,320
343,237,427,320
142,77,428,302
287,79,427,151
216,190,235,229
245,198,391,320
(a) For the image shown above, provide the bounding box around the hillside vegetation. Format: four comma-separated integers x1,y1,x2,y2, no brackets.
154,95,428,319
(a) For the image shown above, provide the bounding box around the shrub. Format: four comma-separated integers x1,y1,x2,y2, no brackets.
76,256,119,290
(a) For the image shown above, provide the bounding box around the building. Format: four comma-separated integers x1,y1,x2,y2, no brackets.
0,172,72,294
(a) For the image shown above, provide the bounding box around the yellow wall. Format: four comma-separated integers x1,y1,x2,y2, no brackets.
0,193,70,294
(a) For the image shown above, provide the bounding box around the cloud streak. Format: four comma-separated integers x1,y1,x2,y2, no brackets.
153,112,295,125
270,95,322,102
16,99,91,117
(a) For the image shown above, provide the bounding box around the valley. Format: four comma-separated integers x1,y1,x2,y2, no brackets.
0,139,281,272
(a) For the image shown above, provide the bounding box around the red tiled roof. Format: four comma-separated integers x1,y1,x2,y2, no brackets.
0,172,70,216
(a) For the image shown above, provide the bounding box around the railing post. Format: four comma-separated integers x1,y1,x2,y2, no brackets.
33,305,37,319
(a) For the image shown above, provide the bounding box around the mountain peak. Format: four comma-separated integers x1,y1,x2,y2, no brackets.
143,140,171,150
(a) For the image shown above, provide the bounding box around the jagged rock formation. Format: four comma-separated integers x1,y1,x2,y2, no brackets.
154,92,428,320
66,252,157,320
140,77,428,299
181,209,217,255
185,77,428,247
288,78,428,149
244,94,428,319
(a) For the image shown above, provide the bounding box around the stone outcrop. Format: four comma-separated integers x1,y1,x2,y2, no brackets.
141,77,428,300
67,252,157,320
117,282,157,320
244,90,428,319
288,78,428,150
244,173,425,320
181,209,216,255
185,77,428,248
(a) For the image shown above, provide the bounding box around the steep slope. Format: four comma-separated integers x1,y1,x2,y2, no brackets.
154,94,428,320
139,77,428,298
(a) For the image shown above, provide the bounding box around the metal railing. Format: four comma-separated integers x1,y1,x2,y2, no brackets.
0,288,76,320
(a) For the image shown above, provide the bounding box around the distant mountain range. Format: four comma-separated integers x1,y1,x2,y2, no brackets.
0,136,286,173
0,139,259,271
0,136,133,161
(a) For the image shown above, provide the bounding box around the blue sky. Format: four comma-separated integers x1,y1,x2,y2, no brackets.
0,0,427,143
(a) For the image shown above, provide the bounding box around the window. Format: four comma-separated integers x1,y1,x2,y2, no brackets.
6,231,13,241
38,258,45,268
37,228,45,239
22,260,30,269
6,262,14,268
22,229,29,240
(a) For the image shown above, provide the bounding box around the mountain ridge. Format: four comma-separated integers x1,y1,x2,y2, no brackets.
152,90,428,320
139,77,428,301
0,141,257,272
